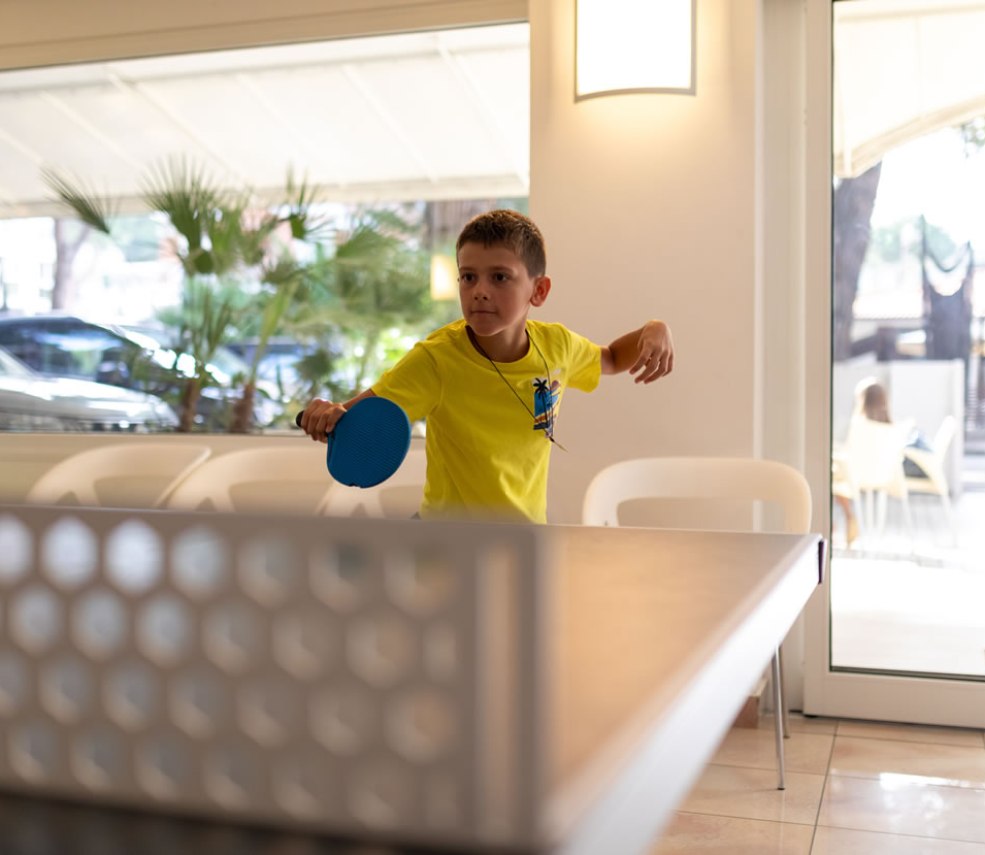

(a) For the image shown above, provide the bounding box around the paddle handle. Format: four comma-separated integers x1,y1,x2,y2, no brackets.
295,409,340,443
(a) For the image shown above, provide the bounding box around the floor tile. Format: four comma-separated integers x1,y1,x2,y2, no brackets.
829,736,985,788
677,763,826,825
711,727,834,775
837,720,985,748
818,775,985,844
811,825,985,854
650,812,813,854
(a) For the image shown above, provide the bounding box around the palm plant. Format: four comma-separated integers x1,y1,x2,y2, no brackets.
226,172,330,433
157,277,250,429
280,209,443,402
43,160,327,432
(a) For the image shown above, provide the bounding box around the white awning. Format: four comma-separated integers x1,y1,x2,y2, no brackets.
0,23,530,218
835,0,985,178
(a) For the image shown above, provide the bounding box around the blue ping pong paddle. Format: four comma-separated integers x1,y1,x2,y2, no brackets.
296,397,411,488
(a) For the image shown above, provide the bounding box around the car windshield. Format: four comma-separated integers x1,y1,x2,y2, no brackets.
207,345,250,378
120,325,250,381
0,346,36,378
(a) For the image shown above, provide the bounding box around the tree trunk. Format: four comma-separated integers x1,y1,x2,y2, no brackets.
923,238,974,360
51,219,90,310
229,381,255,434
178,378,202,432
832,162,882,361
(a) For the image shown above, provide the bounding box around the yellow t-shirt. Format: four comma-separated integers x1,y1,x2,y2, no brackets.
372,319,601,523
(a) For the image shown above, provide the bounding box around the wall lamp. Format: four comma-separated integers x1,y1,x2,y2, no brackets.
430,253,458,301
575,0,696,99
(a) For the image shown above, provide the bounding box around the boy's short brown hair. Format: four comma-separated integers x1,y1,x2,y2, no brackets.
456,209,547,277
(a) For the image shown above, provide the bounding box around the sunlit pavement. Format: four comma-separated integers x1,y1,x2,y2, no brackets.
830,459,985,677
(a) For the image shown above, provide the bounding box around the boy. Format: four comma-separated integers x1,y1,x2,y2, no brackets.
299,209,674,523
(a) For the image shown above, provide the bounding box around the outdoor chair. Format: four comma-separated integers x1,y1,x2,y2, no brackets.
320,448,427,518
164,446,336,514
843,415,913,538
26,442,212,508
904,415,958,539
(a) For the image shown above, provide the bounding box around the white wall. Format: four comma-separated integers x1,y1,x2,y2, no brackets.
528,0,828,529
531,0,761,524
527,0,829,709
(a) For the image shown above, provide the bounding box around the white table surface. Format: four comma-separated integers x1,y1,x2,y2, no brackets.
543,526,824,855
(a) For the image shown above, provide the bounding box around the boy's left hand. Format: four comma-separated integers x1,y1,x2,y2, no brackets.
629,320,675,383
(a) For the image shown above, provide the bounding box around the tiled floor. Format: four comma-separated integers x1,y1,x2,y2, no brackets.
651,715,985,854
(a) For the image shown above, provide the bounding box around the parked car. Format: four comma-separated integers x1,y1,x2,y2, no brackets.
0,315,279,429
119,323,281,426
225,337,317,394
0,345,178,432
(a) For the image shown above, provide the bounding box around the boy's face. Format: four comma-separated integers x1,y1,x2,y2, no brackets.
457,242,550,339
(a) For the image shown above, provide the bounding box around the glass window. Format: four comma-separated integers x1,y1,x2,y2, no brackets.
0,24,530,433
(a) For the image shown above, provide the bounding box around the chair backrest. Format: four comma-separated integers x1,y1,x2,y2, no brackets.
319,448,427,518
26,442,212,508
843,415,911,494
164,445,334,514
932,415,957,457
582,456,812,534
904,415,957,495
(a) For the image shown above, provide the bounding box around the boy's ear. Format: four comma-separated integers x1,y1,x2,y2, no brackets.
530,275,551,307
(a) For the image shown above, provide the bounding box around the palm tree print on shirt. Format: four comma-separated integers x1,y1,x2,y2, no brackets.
532,375,560,433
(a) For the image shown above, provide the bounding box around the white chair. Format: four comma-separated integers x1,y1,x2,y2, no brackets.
843,415,913,537
904,415,957,536
26,442,212,508
320,449,427,518
165,445,336,514
582,456,813,790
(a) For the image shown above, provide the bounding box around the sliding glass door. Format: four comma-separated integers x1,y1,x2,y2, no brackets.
807,0,985,727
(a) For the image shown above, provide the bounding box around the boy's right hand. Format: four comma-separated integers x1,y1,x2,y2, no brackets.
297,398,347,443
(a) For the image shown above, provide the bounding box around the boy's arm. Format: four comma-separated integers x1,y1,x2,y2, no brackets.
599,320,674,384
298,388,377,443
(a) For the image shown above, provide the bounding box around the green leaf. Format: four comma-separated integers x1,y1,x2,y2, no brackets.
279,168,333,242
40,168,115,234
143,156,224,259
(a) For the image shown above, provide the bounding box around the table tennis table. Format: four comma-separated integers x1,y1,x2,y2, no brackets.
0,505,823,854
